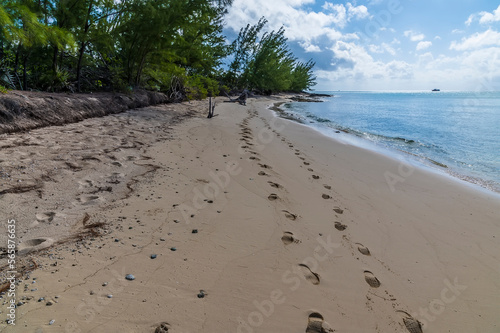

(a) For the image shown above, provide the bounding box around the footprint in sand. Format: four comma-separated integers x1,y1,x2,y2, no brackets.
18,237,54,255
281,231,301,245
259,163,272,169
249,156,260,161
282,210,297,220
364,270,381,288
268,193,279,201
78,179,94,189
65,161,84,171
303,161,310,165
76,195,103,205
396,311,423,333
306,312,327,333
258,171,268,176
268,181,283,189
299,264,320,285
154,322,171,333
334,222,347,231
323,185,332,190
35,212,56,223
322,194,331,199
312,175,320,179
333,207,343,214
356,243,371,256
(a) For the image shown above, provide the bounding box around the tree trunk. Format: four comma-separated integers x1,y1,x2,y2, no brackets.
77,0,94,92
23,54,28,91
52,46,58,72
76,42,86,92
13,44,21,90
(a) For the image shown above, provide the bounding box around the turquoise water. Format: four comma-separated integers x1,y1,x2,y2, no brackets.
283,91,500,192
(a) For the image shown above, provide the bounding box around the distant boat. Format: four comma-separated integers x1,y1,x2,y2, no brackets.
432,89,440,92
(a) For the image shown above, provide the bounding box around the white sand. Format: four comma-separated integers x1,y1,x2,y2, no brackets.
1,96,499,333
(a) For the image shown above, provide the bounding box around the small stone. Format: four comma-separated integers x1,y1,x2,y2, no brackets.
192,229,198,234
160,238,166,241
150,254,157,259
102,282,108,287
125,274,135,281
197,290,206,298
107,294,113,298
170,247,177,252
49,319,55,325
46,301,53,306
90,291,95,295
114,238,120,242
38,297,45,302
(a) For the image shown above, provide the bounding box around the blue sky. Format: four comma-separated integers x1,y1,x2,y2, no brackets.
223,0,500,91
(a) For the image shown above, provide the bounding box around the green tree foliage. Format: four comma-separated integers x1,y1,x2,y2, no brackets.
0,1,315,97
226,18,316,93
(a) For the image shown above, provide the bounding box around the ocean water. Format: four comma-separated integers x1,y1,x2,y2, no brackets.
282,91,500,193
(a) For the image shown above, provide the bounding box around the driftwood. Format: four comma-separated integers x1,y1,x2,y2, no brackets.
207,97,216,118
223,91,247,105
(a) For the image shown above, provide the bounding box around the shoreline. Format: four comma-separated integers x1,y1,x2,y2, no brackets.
1,96,499,332
273,99,500,195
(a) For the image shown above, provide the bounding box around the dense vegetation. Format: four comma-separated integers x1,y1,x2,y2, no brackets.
0,0,316,99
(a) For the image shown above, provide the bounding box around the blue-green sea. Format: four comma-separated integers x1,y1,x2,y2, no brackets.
282,91,500,193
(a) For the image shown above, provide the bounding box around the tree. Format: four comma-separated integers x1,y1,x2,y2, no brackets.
226,17,267,89
226,18,317,93
290,59,316,92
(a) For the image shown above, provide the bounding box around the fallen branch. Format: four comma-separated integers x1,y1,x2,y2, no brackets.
223,91,247,105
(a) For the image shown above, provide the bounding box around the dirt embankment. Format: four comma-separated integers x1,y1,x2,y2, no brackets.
0,90,169,134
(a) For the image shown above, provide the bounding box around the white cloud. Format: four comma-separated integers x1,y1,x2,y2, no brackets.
404,30,425,42
225,0,347,42
300,41,322,53
322,3,347,28
322,2,370,28
346,3,370,20
320,41,413,85
466,5,500,26
369,43,396,55
450,29,500,51
416,41,432,51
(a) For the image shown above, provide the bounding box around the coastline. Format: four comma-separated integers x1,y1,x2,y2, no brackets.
1,96,499,332
274,97,500,194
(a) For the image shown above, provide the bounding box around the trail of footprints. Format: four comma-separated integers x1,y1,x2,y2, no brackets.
238,110,418,333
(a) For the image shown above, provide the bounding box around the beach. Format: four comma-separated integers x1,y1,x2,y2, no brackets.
1,96,499,332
